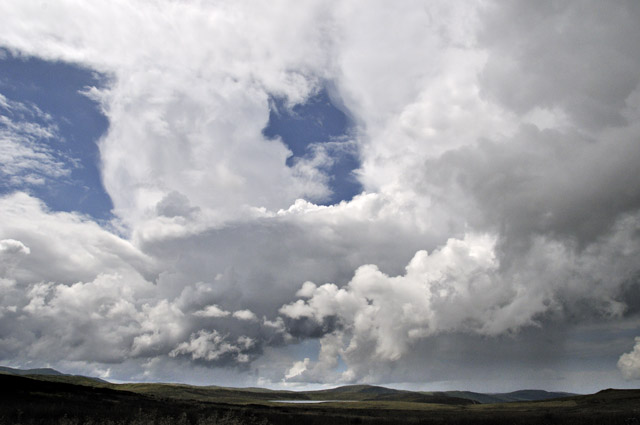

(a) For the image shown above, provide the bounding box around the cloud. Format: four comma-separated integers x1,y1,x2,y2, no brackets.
618,337,640,380
478,0,640,129
233,310,258,322
285,357,310,380
0,239,30,256
0,0,639,391
194,305,230,319
283,333,343,384
420,123,640,251
0,192,157,284
280,215,640,382
0,94,71,187
0,238,30,279
0,206,271,367
18,272,154,363
169,330,255,364
0,190,440,375
155,191,200,219
0,0,339,228
279,234,508,381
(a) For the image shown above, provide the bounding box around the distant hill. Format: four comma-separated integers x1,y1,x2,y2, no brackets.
313,385,573,405
317,384,401,394
0,366,64,376
433,389,577,404
0,365,575,406
495,389,576,402
0,365,108,384
307,385,475,405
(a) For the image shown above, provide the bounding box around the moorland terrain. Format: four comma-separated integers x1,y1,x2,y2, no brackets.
1,366,639,424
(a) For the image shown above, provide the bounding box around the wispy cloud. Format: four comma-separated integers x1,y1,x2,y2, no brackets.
0,93,71,186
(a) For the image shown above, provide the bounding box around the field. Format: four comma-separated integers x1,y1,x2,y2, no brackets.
1,371,639,424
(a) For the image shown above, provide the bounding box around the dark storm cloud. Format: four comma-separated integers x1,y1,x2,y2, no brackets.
284,315,340,339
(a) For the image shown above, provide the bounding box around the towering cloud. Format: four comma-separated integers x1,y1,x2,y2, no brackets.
0,0,639,391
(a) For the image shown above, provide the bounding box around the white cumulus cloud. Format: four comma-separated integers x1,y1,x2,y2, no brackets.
618,337,640,380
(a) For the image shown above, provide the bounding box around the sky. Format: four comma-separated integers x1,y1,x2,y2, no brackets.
1,0,640,394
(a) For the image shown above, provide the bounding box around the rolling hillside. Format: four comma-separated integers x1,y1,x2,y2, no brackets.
0,371,639,424
0,366,575,405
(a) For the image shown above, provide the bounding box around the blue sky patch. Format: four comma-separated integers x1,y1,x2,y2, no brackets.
263,88,362,205
0,50,112,220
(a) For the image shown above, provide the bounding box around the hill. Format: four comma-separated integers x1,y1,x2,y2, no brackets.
433,389,577,404
0,365,109,386
0,366,580,406
0,365,64,376
0,366,472,405
0,366,576,405
305,385,475,404
0,373,639,424
0,373,640,425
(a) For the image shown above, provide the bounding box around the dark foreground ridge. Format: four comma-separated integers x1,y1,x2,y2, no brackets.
1,369,639,424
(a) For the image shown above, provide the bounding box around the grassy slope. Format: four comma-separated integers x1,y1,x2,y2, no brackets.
1,373,639,424
0,368,634,409
0,367,593,408
111,381,476,405
114,382,307,403
0,369,470,405
0,366,574,405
